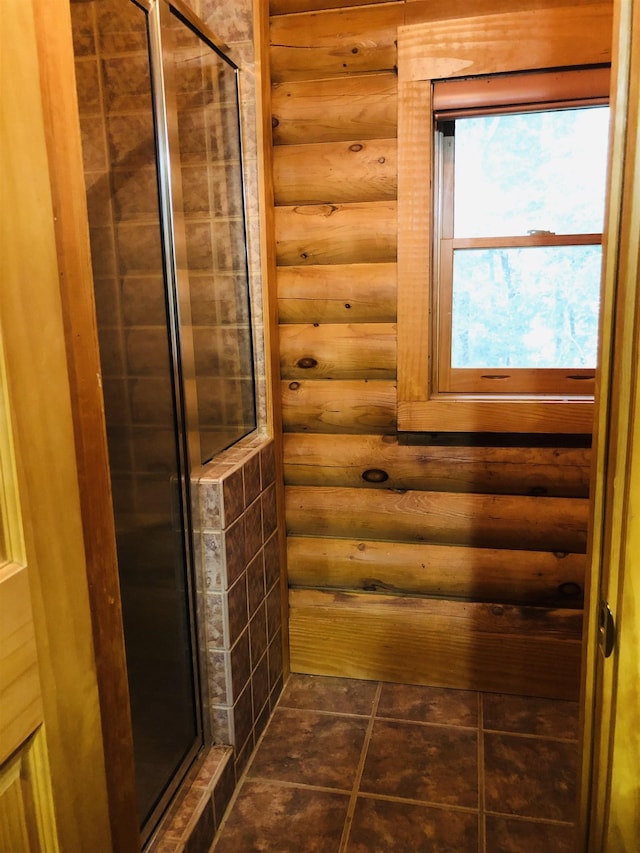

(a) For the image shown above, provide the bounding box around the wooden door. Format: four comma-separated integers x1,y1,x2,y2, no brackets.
581,0,640,849
0,0,114,849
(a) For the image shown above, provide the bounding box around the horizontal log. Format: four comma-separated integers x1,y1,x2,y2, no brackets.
280,323,396,379
270,4,401,82
277,263,397,324
270,0,601,20
404,0,606,26
283,433,591,496
282,379,397,434
273,139,397,205
289,589,582,699
287,536,586,606
272,73,397,145
271,0,394,18
275,201,397,266
285,485,589,552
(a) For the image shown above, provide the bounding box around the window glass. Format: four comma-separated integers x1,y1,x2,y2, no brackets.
451,245,602,369
453,106,609,237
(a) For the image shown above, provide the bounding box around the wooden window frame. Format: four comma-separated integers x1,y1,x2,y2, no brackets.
396,3,613,434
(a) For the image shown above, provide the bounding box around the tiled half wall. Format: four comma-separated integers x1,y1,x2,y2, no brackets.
192,433,285,770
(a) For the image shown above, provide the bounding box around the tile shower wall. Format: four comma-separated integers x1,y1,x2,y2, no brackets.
192,434,284,777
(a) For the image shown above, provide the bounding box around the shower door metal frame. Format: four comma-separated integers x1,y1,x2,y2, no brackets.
128,0,250,842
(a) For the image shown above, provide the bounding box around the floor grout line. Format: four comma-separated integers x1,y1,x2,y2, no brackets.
338,681,382,853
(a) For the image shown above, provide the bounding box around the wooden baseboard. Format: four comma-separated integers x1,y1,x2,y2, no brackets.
289,589,582,700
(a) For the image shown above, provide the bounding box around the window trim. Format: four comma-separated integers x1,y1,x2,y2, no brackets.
396,4,612,434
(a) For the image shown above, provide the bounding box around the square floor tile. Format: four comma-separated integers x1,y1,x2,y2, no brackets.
378,682,479,728
248,708,368,790
485,815,575,852
213,781,348,853
361,720,478,808
279,674,378,715
483,693,579,739
484,732,578,821
346,797,479,852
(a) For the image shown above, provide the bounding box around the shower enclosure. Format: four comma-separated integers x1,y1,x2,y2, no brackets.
71,0,255,840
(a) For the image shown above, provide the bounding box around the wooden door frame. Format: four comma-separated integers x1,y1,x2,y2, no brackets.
580,0,640,848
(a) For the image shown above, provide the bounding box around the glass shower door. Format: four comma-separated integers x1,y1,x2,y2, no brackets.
72,0,202,838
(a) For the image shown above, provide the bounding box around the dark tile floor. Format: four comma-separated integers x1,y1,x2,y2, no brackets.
211,674,580,852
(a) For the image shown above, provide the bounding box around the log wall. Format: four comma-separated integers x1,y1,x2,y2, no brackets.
266,0,608,698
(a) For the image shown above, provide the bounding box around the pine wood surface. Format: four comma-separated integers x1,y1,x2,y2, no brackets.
270,3,401,81
286,485,589,552
277,262,397,323
273,139,397,205
266,0,606,694
287,536,586,605
272,73,397,145
289,589,582,699
399,4,612,82
281,380,397,433
283,433,591,496
275,201,397,265
280,323,396,379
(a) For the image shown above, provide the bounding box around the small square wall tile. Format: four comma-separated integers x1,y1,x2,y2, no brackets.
265,581,282,642
253,690,271,745
233,682,254,753
261,483,278,539
210,705,234,745
227,572,249,647
223,515,246,587
202,531,224,590
244,496,263,563
207,650,231,706
251,652,270,722
259,442,275,488
230,629,251,703
233,731,254,782
243,452,261,506
222,467,244,526
263,532,280,591
204,592,227,649
267,631,283,695
249,604,268,669
246,550,265,616
197,480,222,531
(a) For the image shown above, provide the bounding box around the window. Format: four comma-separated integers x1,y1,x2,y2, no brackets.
434,76,609,399
396,4,613,434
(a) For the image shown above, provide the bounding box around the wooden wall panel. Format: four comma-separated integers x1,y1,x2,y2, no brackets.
272,74,397,145
283,433,591,495
285,485,589,552
289,589,582,699
281,380,397,433
270,4,401,81
267,0,605,695
277,263,397,324
271,0,397,16
275,201,397,265
287,536,586,605
273,139,397,205
280,323,396,379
